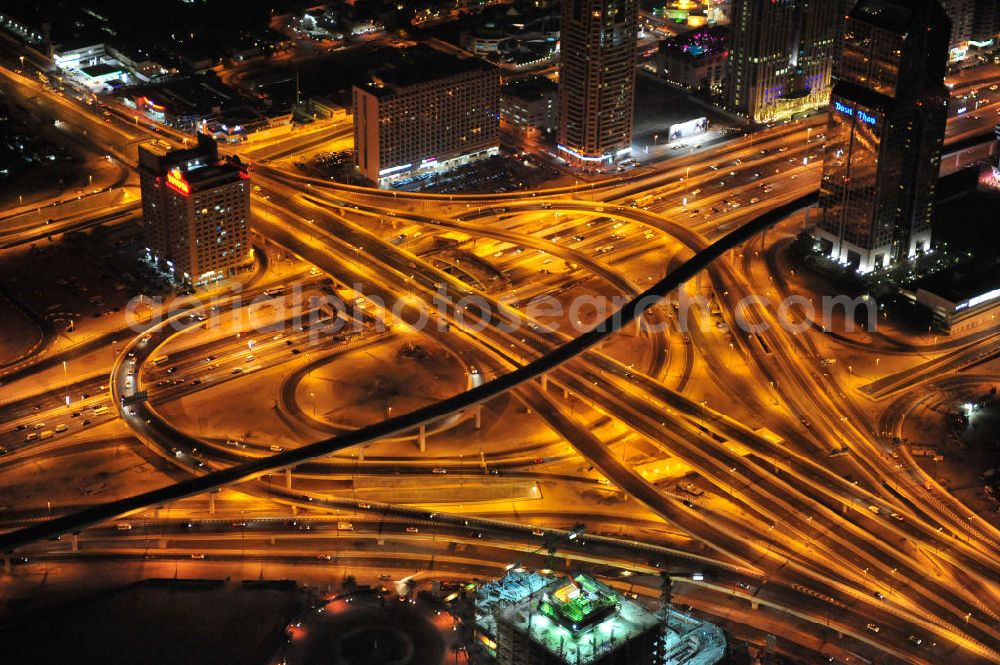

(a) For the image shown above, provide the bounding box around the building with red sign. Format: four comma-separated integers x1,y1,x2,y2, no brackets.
138,133,252,284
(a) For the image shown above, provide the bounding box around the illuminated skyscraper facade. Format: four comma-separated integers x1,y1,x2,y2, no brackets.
558,0,637,165
138,134,252,284
816,0,950,273
727,0,839,123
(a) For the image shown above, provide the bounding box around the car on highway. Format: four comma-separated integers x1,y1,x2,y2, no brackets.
677,482,705,497
405,526,419,533
866,623,880,633
432,468,447,474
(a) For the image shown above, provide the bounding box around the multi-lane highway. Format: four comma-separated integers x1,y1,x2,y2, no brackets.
1,52,999,665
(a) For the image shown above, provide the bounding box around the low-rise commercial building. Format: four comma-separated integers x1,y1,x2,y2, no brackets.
501,77,559,135
910,260,1000,334
655,27,728,94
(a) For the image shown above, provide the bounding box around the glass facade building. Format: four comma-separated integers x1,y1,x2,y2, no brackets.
816,0,950,273
558,0,637,164
726,0,839,124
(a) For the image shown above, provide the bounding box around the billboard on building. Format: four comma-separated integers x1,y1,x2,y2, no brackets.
668,117,708,142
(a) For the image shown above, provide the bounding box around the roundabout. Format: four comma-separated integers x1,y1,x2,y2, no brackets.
270,590,461,665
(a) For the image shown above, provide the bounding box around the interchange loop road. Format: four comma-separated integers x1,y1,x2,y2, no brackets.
0,194,815,550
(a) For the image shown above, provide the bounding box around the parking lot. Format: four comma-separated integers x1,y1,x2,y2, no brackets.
0,227,159,347
390,155,560,194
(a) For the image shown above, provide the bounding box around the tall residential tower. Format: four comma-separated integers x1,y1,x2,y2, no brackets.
727,0,839,123
558,0,637,165
815,0,950,273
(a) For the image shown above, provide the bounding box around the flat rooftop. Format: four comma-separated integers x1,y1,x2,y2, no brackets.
362,46,493,94
913,259,1000,305
502,77,557,102
80,63,122,78
850,0,916,33
496,575,661,665
129,76,241,117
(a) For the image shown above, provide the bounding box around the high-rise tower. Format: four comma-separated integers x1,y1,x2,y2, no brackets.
815,0,950,273
943,0,975,52
726,0,839,124
138,134,252,285
972,0,1000,42
558,0,637,165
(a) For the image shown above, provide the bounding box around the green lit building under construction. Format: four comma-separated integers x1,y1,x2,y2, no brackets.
475,571,726,665
478,572,662,665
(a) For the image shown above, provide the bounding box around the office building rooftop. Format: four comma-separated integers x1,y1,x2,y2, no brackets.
362,46,493,96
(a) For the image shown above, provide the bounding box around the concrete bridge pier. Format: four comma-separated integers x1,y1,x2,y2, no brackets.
418,424,427,452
